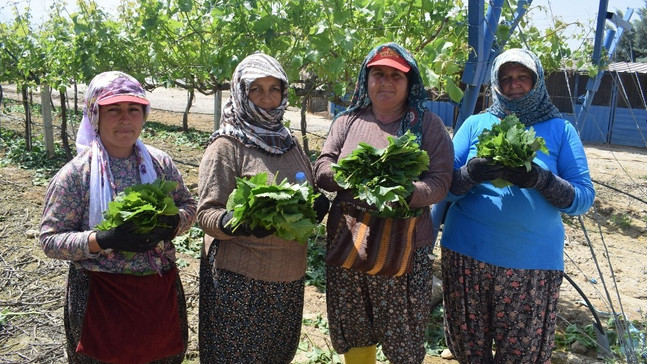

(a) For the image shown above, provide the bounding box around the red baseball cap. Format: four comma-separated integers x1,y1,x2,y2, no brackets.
367,47,411,73
97,95,150,106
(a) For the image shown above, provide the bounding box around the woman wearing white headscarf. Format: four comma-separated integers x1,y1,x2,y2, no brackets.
440,49,595,363
39,71,196,364
196,53,328,363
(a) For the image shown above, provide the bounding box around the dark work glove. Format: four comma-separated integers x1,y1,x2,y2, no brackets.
466,157,506,183
505,164,576,208
450,158,506,195
219,211,274,238
147,214,181,243
501,164,539,188
95,222,159,252
313,193,330,223
158,214,180,231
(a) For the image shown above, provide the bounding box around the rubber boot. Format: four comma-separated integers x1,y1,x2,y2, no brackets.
344,345,377,364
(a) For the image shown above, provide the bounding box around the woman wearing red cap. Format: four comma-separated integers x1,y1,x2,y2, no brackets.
39,71,196,363
314,43,453,363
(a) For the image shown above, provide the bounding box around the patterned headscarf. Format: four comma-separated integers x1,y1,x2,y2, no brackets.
335,42,427,145
488,48,562,126
207,52,295,154
76,71,157,228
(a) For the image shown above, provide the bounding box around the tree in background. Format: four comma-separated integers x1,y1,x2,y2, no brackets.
0,0,596,156
615,1,647,62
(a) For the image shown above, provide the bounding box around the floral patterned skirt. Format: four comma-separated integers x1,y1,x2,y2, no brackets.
326,245,435,363
199,241,304,364
441,247,563,364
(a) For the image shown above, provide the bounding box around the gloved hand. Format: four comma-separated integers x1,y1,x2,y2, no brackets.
313,193,330,223
501,163,539,188
147,214,181,243
219,211,274,238
95,222,159,252
466,157,506,183
503,164,575,208
158,214,180,231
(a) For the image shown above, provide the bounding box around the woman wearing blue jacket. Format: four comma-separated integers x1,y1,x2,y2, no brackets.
440,48,595,363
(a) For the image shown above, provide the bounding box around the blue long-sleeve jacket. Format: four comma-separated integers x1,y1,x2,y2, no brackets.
440,112,595,270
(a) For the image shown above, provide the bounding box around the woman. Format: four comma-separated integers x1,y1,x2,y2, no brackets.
196,52,328,363
440,48,595,363
39,71,196,363
313,42,454,363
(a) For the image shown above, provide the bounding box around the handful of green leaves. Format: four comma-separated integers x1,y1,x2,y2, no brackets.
225,172,319,244
476,114,549,187
95,179,179,233
332,130,429,218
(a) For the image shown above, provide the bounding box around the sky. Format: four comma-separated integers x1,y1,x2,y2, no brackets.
527,0,645,48
0,0,644,48
530,0,644,29
0,0,122,23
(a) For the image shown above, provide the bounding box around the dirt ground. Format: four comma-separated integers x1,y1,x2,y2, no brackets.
1,95,646,363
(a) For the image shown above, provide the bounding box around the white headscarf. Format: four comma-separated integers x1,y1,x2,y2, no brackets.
206,53,295,154
76,71,157,228
488,49,562,126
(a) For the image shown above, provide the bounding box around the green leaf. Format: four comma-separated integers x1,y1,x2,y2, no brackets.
476,115,549,187
444,76,464,103
95,179,179,234
177,0,193,13
332,131,429,218
226,172,319,244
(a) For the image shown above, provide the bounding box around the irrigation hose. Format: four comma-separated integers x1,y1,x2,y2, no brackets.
564,273,613,358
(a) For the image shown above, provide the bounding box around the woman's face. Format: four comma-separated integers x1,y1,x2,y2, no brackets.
367,65,409,114
98,102,145,158
248,76,283,111
498,63,534,99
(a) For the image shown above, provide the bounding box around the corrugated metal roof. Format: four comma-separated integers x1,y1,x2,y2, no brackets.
606,62,647,74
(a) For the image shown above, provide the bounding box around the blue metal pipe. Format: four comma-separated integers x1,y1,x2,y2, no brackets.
456,0,518,130
592,0,610,64
456,0,503,129
578,7,634,126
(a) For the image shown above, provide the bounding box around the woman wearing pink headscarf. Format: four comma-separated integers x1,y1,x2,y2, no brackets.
39,71,196,364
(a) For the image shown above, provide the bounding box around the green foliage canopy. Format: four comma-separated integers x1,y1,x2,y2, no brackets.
0,0,599,133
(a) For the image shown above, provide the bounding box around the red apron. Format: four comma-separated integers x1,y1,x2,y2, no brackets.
76,267,184,364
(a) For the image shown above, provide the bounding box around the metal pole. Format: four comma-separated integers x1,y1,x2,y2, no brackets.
455,0,515,130
576,7,633,127
41,84,55,156
213,89,222,131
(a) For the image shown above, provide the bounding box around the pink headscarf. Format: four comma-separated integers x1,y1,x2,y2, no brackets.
76,71,157,228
